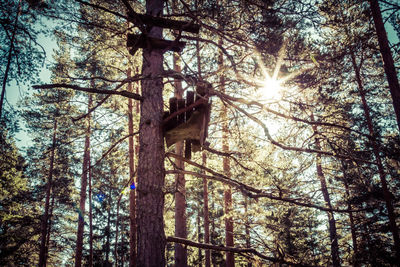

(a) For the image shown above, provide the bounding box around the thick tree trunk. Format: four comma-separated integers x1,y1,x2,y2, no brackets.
127,67,137,267
39,118,57,267
369,0,400,133
136,0,166,265
219,38,234,267
311,115,341,267
202,152,211,267
350,52,400,263
173,44,188,267
75,95,92,267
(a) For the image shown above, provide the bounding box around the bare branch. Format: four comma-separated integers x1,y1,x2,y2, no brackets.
166,236,315,267
166,154,368,213
32,83,144,101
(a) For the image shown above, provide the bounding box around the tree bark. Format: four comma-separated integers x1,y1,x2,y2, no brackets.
75,95,92,267
369,0,400,133
350,51,400,263
39,118,57,267
311,114,341,267
136,0,166,265
127,67,137,267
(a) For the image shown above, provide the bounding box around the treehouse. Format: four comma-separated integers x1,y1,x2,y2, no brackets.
163,82,212,158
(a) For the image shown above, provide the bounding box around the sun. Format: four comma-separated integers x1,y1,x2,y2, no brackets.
259,76,282,100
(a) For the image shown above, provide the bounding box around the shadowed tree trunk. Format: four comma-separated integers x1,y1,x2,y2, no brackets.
39,118,57,267
350,51,400,263
136,0,166,265
369,0,400,133
75,95,92,267
45,192,55,263
311,114,341,267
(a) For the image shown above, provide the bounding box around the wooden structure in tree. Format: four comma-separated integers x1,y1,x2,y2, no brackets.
163,82,212,158
126,12,200,55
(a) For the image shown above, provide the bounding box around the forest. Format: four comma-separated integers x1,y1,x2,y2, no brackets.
1,0,400,266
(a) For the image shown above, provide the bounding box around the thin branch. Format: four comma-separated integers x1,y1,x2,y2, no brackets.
166,154,368,213
32,83,144,101
166,236,315,267
221,96,376,165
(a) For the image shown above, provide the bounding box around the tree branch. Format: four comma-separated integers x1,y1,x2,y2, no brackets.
166,236,315,267
32,83,144,101
165,154,368,213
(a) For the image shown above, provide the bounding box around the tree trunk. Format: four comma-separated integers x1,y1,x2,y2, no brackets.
244,197,252,267
39,118,57,267
136,0,166,265
173,38,188,267
202,152,211,267
219,38,235,267
75,95,92,267
45,192,55,264
127,67,137,267
105,190,112,265
350,51,400,263
369,0,400,133
311,115,341,267
89,156,93,267
340,161,358,267
0,0,20,118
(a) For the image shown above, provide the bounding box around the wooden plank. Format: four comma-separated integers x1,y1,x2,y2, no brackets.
128,12,200,34
127,34,186,53
177,99,186,124
185,91,195,159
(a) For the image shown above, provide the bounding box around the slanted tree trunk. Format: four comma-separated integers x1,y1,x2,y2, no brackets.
39,118,57,267
219,38,234,267
350,51,400,263
0,0,20,118
136,0,166,265
311,115,341,267
369,0,400,133
173,36,188,267
202,152,211,267
127,67,137,267
75,95,92,267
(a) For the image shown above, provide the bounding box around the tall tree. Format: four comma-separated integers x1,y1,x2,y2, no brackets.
369,0,400,133
136,0,166,265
